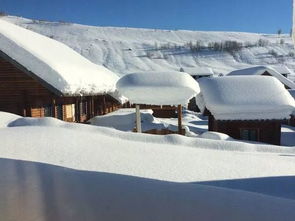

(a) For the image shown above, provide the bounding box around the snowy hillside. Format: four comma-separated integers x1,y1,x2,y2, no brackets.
2,16,295,77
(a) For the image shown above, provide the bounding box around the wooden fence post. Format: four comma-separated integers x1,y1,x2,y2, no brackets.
136,104,142,133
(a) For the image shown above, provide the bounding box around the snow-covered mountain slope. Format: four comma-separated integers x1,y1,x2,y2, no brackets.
2,16,295,77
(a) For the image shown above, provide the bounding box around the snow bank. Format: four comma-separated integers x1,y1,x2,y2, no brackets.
1,115,295,183
228,66,295,89
89,108,185,132
196,76,295,120
8,117,64,127
116,71,200,106
0,111,22,127
199,131,234,141
1,158,295,221
0,19,119,96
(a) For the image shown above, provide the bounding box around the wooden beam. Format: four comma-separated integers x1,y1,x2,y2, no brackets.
177,104,182,135
135,104,142,133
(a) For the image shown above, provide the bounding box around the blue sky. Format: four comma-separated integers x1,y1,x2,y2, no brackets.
0,0,293,33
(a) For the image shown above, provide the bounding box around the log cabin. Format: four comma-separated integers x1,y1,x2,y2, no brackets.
228,66,295,90
0,19,122,123
196,76,295,145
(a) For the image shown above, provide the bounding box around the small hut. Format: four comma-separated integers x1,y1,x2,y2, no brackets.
196,76,295,145
116,71,200,135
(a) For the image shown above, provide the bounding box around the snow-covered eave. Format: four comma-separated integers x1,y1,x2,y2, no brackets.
211,112,294,121
206,104,294,121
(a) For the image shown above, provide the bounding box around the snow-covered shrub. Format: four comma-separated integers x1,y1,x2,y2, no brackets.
257,39,270,47
269,49,278,57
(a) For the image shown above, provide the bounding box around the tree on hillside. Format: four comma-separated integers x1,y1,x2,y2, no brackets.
277,29,282,37
0,11,7,16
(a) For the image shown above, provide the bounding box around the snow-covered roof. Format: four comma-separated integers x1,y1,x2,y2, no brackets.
227,66,295,89
116,71,200,106
196,76,295,120
180,67,214,76
0,19,119,97
270,65,292,75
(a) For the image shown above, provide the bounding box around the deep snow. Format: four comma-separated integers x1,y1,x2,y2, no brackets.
1,112,295,220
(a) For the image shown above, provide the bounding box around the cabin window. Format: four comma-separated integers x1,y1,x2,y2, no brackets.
56,104,63,120
240,128,259,141
44,105,53,117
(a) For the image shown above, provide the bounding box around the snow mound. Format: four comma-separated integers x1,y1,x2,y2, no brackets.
0,19,119,96
0,111,22,127
1,158,295,221
8,117,65,127
199,131,234,141
89,109,156,131
116,71,200,106
196,76,295,120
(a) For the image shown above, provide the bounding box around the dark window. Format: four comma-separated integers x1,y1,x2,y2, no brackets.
44,105,53,117
56,104,63,120
240,129,259,141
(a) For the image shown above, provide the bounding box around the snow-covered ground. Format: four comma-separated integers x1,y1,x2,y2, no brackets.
2,16,295,78
90,108,295,146
1,111,295,220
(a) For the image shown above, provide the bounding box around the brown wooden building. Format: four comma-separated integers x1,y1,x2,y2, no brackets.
208,113,282,145
0,20,122,122
196,76,295,145
0,51,121,122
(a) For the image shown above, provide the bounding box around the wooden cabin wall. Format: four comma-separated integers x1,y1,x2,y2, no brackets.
0,57,53,116
0,56,121,123
208,114,281,145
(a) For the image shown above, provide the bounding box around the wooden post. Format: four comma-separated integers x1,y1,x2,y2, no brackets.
135,104,142,133
102,95,106,115
52,97,56,118
91,97,95,117
177,104,182,135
